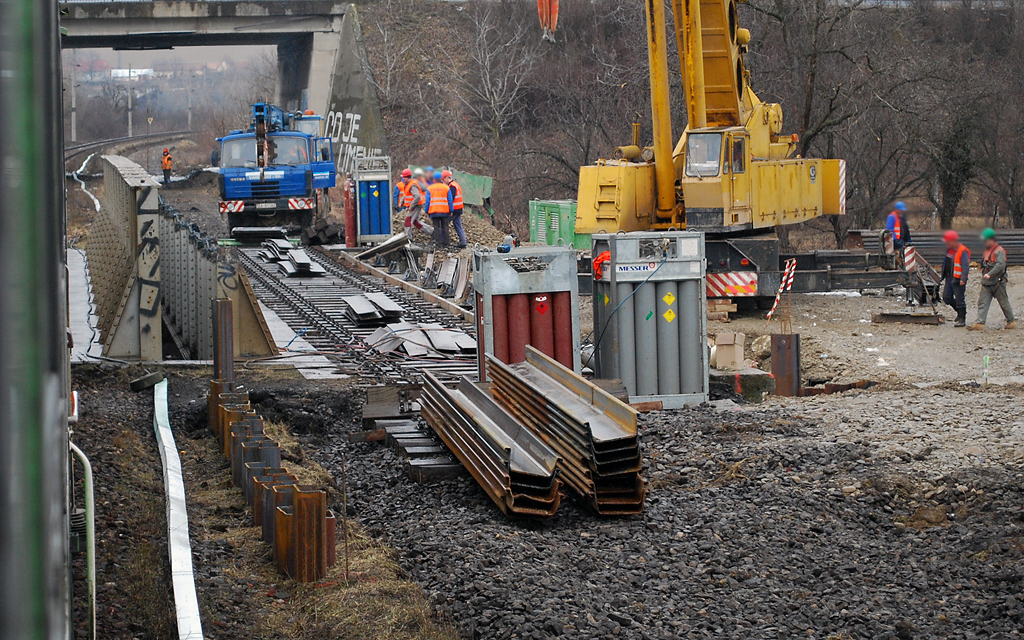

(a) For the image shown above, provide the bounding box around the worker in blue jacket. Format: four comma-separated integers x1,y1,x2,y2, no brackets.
940,230,971,327
424,171,453,248
886,201,911,251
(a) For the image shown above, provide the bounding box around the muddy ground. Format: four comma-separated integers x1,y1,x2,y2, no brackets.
71,364,456,640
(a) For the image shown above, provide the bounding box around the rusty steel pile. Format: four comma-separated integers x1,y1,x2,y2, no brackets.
421,374,562,517
208,299,336,582
489,348,646,515
421,345,645,518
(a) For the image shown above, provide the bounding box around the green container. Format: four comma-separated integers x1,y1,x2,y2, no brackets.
528,200,589,250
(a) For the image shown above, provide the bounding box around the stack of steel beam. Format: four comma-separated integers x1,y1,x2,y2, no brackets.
421,373,562,518
488,347,646,515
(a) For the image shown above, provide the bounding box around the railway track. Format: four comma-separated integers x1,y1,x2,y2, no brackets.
239,247,477,382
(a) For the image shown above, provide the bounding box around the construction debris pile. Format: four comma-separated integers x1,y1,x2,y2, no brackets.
366,322,476,358
208,301,335,582
342,292,404,326
258,239,326,277
420,346,645,518
301,217,345,246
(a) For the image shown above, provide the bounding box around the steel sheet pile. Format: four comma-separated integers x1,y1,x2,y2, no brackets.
488,347,646,515
421,374,562,517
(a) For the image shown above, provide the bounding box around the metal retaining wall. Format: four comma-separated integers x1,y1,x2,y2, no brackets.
88,156,276,360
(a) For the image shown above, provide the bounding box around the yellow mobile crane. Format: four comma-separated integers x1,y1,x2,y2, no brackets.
576,0,848,298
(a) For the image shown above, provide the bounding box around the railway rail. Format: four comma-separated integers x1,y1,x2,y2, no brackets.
239,247,477,382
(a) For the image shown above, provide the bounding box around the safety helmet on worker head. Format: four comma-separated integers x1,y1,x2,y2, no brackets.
424,165,434,175
982,228,997,241
894,201,906,211
412,168,424,178
441,170,453,180
401,168,412,178
433,171,443,182
163,148,169,154
943,230,960,243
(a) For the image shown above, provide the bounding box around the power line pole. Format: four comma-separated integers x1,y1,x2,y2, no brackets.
187,73,193,131
127,63,133,137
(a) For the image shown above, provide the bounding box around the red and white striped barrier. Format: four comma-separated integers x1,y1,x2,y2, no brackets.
766,258,798,321
904,246,917,272
706,272,758,298
288,197,314,210
219,200,244,214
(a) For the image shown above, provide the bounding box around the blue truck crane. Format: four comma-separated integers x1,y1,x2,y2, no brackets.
213,103,336,231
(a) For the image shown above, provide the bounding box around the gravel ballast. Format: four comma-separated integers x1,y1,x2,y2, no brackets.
309,401,1024,640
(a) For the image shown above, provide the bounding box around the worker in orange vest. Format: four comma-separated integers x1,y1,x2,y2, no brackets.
161,148,173,185
968,228,1015,331
886,201,911,251
403,168,432,239
393,168,411,209
442,170,467,248
940,230,970,327
424,171,453,248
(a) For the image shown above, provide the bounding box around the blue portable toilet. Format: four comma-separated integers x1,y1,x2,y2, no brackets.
352,157,393,244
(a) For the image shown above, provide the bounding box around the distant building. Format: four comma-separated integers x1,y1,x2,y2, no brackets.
111,68,154,81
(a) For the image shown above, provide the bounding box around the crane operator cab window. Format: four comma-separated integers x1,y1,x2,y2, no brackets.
685,132,723,178
731,138,746,174
267,135,310,166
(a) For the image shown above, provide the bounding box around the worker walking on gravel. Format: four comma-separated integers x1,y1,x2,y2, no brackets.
968,228,1016,331
161,148,173,185
425,171,453,248
403,168,432,239
442,170,467,248
940,230,971,327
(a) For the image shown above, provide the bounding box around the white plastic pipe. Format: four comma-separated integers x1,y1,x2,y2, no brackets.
68,442,95,640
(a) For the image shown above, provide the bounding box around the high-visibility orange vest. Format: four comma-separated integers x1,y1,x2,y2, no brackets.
890,212,902,240
427,182,451,215
952,244,970,280
398,180,413,207
450,180,464,210
161,154,173,170
407,181,426,206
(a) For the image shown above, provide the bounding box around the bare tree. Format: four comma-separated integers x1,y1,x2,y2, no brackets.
442,7,539,146
369,0,414,109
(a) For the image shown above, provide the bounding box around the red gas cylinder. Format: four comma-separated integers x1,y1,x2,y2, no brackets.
343,175,357,247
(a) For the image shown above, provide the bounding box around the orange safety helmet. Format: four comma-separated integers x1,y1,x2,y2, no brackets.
162,148,169,154
304,109,315,115
441,170,453,180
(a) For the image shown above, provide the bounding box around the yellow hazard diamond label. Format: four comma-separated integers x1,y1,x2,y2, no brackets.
603,294,610,306
663,292,676,306
663,308,677,323
373,190,379,197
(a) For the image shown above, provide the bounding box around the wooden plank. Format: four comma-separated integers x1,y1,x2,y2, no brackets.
707,303,738,312
365,385,423,405
707,311,731,321
348,429,386,443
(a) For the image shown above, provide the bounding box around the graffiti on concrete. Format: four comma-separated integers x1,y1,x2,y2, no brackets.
325,109,383,173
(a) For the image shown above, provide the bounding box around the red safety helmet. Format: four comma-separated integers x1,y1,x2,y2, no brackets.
943,230,960,242
163,148,169,154
441,170,453,180
401,168,412,178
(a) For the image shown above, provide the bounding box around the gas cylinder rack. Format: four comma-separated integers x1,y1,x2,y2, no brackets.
473,246,580,381
592,232,708,408
353,156,393,245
